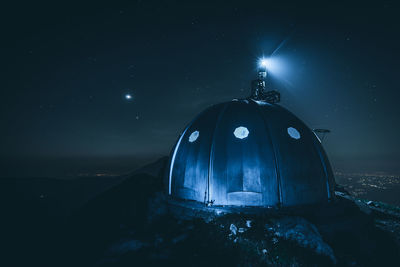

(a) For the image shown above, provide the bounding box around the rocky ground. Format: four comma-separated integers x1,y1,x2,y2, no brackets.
10,157,400,266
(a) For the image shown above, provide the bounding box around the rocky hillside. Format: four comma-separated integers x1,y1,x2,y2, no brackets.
13,157,400,266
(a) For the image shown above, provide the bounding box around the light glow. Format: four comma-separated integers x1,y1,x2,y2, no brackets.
259,58,268,68
257,56,286,78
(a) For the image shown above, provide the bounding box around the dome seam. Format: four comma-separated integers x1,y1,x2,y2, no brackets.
250,100,283,206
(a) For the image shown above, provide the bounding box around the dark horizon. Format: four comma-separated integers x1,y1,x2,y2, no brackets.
2,151,400,179
2,1,400,178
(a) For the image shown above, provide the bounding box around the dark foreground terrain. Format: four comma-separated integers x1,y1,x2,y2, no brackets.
6,157,400,266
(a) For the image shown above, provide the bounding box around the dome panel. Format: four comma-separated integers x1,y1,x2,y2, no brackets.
257,105,330,206
170,104,225,202
210,101,279,206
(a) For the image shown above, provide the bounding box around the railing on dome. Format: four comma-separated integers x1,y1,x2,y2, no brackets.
250,65,280,104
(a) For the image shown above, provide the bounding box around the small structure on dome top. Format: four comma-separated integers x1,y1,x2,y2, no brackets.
250,58,280,104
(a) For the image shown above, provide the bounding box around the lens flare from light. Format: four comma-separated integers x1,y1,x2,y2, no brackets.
258,57,286,77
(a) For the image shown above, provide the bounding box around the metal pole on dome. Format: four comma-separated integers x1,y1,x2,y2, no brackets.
313,129,331,143
250,58,280,104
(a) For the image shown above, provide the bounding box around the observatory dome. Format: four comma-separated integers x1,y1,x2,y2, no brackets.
168,99,335,207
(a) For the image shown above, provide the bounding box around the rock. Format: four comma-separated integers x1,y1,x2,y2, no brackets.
109,239,145,254
262,249,268,254
172,234,187,244
246,220,252,228
267,217,336,263
273,231,282,237
355,200,373,215
230,224,238,235
147,191,168,223
154,236,163,246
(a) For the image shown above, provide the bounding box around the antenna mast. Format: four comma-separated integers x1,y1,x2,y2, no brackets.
250,59,280,103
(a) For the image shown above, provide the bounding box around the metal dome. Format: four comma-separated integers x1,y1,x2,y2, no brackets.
168,99,335,207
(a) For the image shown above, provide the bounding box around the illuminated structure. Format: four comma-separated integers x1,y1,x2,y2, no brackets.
251,58,280,103
167,59,335,207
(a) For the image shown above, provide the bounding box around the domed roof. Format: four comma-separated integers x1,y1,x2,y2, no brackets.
168,99,335,207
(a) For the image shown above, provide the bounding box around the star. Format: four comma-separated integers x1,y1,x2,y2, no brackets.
125,94,133,100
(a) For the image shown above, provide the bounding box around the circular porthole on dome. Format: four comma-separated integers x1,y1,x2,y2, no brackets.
188,131,199,143
287,127,301,140
233,126,249,139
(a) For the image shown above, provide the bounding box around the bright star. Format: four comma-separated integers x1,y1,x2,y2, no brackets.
125,94,132,100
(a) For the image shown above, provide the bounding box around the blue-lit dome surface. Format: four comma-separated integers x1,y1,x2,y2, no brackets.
168,99,335,207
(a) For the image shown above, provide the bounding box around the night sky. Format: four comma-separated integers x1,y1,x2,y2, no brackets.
2,1,400,177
